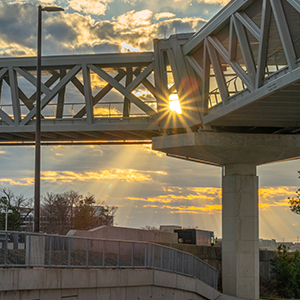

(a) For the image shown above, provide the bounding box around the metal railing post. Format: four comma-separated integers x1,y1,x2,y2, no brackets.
48,236,52,266
102,240,105,267
144,243,147,268
160,247,163,270
86,239,89,267
4,232,8,265
132,242,134,268
117,241,120,268
152,244,154,269
28,234,31,267
68,238,71,267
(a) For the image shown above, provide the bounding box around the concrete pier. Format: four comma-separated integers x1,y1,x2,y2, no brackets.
152,131,300,299
222,164,259,299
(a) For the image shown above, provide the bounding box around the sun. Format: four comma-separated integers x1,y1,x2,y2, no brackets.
169,94,182,114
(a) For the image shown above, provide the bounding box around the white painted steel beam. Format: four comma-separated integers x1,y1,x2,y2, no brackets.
270,0,297,70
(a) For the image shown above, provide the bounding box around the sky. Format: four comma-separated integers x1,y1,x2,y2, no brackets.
0,0,299,242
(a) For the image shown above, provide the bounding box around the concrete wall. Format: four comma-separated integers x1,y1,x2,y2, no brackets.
0,268,220,300
67,226,178,244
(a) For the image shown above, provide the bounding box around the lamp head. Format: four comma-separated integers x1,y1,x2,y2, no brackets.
42,6,64,12
0,209,5,214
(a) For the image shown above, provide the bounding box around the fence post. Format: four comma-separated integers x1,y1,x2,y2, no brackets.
25,234,45,266
144,243,147,268
4,232,8,265
86,239,89,267
48,236,52,266
152,244,154,269
132,242,134,268
117,241,120,268
102,240,105,267
160,247,163,269
68,238,71,267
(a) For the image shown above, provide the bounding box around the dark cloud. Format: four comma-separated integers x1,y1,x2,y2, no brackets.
93,42,120,53
45,21,77,42
0,2,37,50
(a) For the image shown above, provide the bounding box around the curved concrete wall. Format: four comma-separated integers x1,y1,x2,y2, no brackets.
0,269,219,300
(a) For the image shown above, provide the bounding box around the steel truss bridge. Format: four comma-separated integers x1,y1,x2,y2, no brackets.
0,0,300,145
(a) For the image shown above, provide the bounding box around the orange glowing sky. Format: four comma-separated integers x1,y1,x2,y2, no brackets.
0,144,299,242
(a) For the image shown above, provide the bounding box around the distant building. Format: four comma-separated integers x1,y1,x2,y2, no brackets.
174,228,214,246
259,239,277,251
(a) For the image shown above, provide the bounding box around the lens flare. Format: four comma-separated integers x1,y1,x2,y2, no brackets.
169,94,182,114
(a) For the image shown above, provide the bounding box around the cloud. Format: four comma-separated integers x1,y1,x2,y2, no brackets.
125,186,296,215
0,169,167,186
0,178,34,186
162,204,222,214
198,0,230,5
116,9,153,28
120,42,141,53
259,186,295,210
127,187,222,209
67,0,113,15
154,12,176,21
0,3,207,57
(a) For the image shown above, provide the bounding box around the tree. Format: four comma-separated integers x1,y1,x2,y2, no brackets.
73,194,118,230
140,225,159,230
0,188,33,231
271,245,300,298
0,196,22,231
288,190,300,215
288,172,300,215
41,192,78,234
41,190,118,233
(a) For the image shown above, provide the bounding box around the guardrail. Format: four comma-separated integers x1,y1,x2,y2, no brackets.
0,231,218,289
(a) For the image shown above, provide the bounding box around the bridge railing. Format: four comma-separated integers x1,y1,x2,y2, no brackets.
0,231,218,289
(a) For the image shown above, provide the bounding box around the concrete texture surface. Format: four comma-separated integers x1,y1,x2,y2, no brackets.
152,131,300,166
0,268,219,300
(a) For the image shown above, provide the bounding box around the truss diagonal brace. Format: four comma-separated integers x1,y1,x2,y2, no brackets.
207,36,254,91
126,62,154,92
75,70,126,118
88,65,158,120
270,0,297,70
206,40,229,104
185,55,204,80
235,12,260,41
20,65,81,125
0,109,14,125
233,16,256,86
286,0,300,14
15,67,51,94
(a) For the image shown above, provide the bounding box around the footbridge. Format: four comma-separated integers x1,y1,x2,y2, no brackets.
1,0,300,299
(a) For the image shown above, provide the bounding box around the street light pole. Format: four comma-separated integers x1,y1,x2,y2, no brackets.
34,5,42,233
34,5,64,233
1,207,13,231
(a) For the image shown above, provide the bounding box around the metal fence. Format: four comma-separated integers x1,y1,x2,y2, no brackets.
0,231,218,289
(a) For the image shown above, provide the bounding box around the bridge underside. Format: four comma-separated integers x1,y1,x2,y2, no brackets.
0,118,161,144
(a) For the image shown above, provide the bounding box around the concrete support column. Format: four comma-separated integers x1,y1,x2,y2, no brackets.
222,164,259,300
